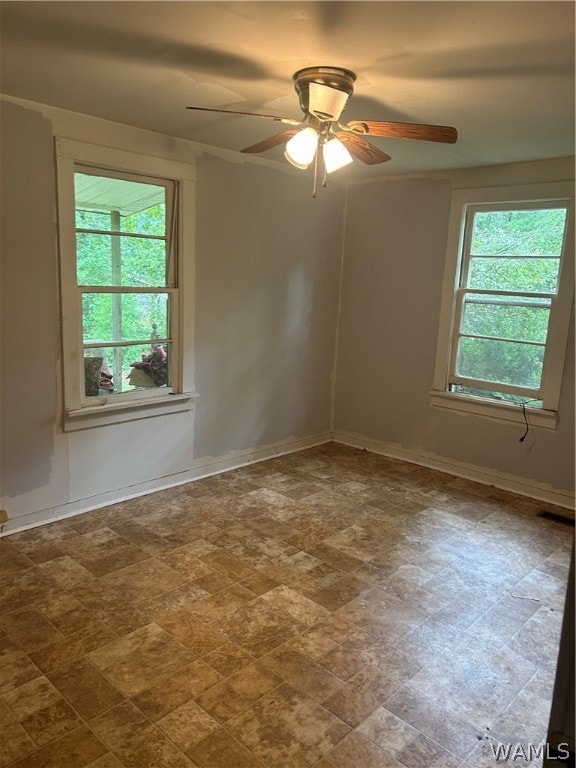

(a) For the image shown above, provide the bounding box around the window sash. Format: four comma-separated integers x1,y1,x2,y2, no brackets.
79,289,175,348
448,287,556,391
76,227,167,241
74,168,177,290
431,182,574,424
71,167,178,403
447,201,569,401
56,138,196,428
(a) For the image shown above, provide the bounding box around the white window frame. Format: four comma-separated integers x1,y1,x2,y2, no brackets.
56,138,196,431
431,182,575,429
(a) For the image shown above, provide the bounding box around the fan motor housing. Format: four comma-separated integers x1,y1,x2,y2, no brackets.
293,67,356,118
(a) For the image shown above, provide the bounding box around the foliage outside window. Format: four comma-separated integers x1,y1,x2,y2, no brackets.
432,183,574,427
56,139,195,430
75,169,174,397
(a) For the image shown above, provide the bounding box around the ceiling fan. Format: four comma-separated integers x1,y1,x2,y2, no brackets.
186,66,458,194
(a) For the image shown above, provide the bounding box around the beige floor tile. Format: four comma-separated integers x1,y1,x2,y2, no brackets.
203,641,254,676
114,725,193,768
216,586,328,656
385,686,485,758
186,727,266,768
187,584,255,623
35,592,96,636
101,559,189,603
153,609,227,653
195,661,282,722
358,704,464,767
0,445,570,768
0,636,42,694
227,682,350,768
0,565,62,616
322,664,401,727
157,699,219,751
9,724,107,768
130,659,223,721
261,646,342,701
87,755,125,768
0,699,36,766
326,731,405,768
240,571,281,595
407,648,526,729
37,555,98,589
286,628,338,659
0,605,65,652
89,700,150,749
140,583,210,618
28,622,117,674
199,550,260,581
311,573,369,610
88,623,195,696
48,657,125,719
193,569,235,594
21,698,84,746
2,675,62,719
317,645,367,680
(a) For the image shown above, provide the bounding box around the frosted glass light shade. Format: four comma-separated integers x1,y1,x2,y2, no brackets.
323,138,353,173
285,127,319,169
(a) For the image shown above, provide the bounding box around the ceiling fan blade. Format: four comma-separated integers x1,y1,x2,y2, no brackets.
346,120,458,144
336,132,391,165
240,130,299,154
186,106,301,127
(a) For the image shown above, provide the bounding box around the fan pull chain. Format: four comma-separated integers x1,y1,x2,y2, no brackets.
312,145,318,198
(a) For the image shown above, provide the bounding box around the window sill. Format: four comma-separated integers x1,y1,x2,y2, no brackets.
429,389,558,429
64,392,196,432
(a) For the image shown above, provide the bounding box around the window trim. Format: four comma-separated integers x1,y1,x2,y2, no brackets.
431,181,575,429
55,138,196,430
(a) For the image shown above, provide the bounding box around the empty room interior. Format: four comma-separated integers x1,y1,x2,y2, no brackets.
0,2,574,768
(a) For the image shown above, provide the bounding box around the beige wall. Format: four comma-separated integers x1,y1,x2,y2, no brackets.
0,100,344,531
194,155,343,459
0,97,573,534
0,102,70,513
334,168,575,494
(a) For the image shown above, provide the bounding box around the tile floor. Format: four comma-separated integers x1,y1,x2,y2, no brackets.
0,443,573,768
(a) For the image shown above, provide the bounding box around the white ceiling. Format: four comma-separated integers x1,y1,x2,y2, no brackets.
1,1,574,178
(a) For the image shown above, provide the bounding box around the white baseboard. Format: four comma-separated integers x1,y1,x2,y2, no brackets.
3,428,573,537
332,430,575,511
0,432,332,537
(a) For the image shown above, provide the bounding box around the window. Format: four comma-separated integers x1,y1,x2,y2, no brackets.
432,182,574,428
56,139,195,430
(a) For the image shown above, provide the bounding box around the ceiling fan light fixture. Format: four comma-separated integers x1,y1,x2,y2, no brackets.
309,82,349,121
284,127,319,169
323,137,354,174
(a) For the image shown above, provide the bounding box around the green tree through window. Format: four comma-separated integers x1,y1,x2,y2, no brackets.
74,171,173,395
449,203,568,406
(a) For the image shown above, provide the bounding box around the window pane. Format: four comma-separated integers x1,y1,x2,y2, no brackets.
451,385,543,408
121,205,166,237
75,173,166,236
76,233,167,286
82,293,169,344
457,337,544,389
471,208,567,257
461,294,550,343
83,343,170,396
467,257,560,293
76,209,111,230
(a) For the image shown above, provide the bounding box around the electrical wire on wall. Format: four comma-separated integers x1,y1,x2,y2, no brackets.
517,399,542,443
518,403,529,443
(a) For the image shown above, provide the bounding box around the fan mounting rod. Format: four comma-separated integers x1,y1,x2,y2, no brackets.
293,66,356,121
